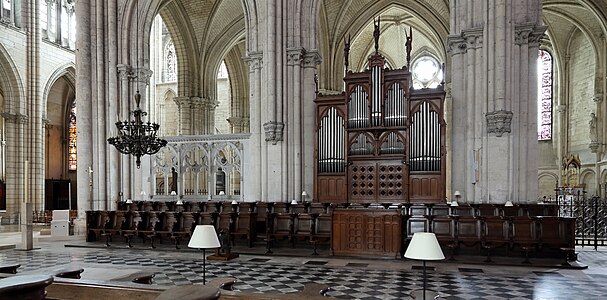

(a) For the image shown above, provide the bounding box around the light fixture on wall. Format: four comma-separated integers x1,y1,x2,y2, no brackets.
107,0,166,168
301,191,308,202
451,191,460,207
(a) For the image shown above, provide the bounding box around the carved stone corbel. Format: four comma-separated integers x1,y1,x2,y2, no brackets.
486,110,513,137
263,121,284,145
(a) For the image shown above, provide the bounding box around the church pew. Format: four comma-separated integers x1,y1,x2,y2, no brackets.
171,212,197,249
429,215,456,259
122,211,142,248
509,216,540,263
479,216,509,262
138,211,160,248
291,213,314,248
231,211,257,247
154,212,177,245
311,213,332,255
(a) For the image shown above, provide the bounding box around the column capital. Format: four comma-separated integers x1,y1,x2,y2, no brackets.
244,52,263,71
287,48,304,66
117,64,133,80
462,27,484,49
174,96,192,108
515,23,546,46
227,116,249,127
447,34,467,55
2,112,28,124
486,110,513,137
134,67,153,85
303,50,322,68
42,118,53,129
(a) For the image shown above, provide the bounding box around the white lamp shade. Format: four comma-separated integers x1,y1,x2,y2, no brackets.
170,191,177,196
219,191,225,195
176,199,183,205
404,232,445,261
505,200,514,207
454,190,461,197
450,200,459,207
125,199,133,204
231,200,238,205
301,191,308,196
188,225,221,249
291,199,298,205
140,191,146,196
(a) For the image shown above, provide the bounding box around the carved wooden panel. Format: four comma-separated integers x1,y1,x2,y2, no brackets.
349,163,376,202
317,175,348,203
409,174,441,203
377,164,405,200
332,209,401,258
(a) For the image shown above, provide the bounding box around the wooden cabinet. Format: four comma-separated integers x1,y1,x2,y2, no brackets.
331,209,401,258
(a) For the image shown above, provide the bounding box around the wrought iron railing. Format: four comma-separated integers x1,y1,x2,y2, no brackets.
564,193,607,248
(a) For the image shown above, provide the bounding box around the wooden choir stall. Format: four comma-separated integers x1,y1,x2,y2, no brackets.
314,21,446,257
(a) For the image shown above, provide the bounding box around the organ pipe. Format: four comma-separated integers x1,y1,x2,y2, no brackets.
318,107,345,173
409,102,441,171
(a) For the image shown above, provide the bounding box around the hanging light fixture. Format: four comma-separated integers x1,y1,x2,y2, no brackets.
107,91,167,168
107,0,166,168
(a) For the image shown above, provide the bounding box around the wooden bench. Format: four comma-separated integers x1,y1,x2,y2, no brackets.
207,277,236,291
54,267,85,279
0,264,20,274
0,274,54,300
154,285,220,300
114,271,155,284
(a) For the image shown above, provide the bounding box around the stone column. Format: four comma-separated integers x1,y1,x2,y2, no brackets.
116,64,132,202
174,96,193,135
63,1,74,49
243,52,263,201
302,50,321,201
133,67,153,197
1,113,27,223
75,0,92,221
449,0,544,204
43,0,53,40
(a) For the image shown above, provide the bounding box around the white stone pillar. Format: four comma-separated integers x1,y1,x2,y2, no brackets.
174,96,192,135
244,53,263,201
24,0,43,226
302,51,321,201
449,0,544,204
75,0,92,220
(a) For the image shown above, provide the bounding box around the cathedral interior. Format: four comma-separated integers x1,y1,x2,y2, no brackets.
1,0,607,299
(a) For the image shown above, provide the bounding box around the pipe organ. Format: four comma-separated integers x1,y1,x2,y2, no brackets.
314,25,446,204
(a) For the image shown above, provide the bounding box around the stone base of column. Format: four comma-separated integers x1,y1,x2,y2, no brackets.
20,203,33,250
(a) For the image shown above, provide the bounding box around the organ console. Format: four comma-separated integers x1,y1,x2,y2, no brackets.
314,21,446,204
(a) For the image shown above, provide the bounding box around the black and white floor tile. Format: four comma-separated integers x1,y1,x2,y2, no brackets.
1,246,607,299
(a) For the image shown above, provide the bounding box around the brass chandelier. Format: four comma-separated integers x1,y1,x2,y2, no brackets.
108,91,167,168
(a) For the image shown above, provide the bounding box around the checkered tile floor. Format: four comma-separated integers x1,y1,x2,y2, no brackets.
1,247,607,299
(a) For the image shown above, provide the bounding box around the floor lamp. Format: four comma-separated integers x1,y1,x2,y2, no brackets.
404,232,445,300
188,225,221,285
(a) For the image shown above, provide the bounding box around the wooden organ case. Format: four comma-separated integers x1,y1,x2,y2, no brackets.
314,25,446,205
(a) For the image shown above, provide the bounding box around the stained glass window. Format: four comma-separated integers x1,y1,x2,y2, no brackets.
411,55,443,89
538,50,552,141
217,61,228,79
68,100,77,171
165,42,176,82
